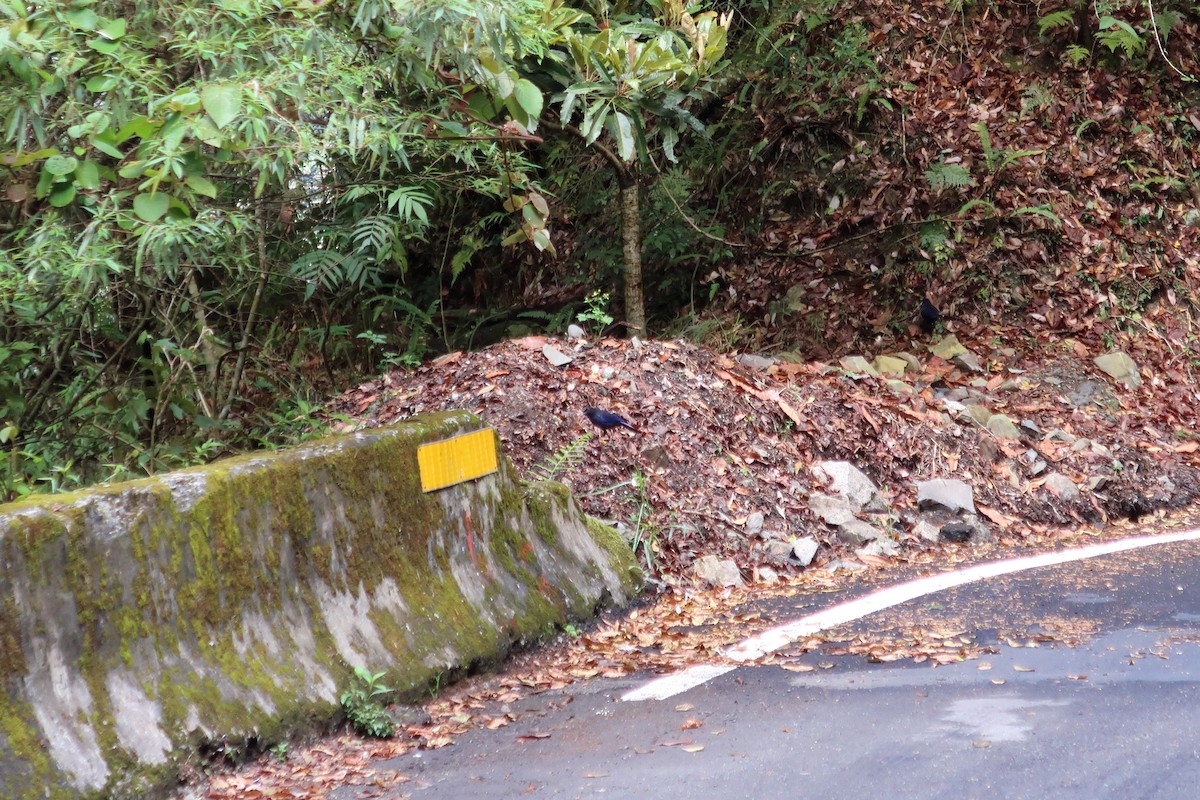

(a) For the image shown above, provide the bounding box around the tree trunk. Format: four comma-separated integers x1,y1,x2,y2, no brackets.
618,171,646,338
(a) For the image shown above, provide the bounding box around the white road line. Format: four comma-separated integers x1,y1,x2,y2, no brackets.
621,527,1200,702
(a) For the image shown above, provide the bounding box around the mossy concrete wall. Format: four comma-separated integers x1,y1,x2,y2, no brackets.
0,411,641,799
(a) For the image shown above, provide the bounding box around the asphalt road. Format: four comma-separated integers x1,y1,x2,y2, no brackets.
336,533,1200,800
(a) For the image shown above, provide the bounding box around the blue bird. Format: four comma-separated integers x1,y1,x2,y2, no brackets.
583,406,636,433
919,297,941,333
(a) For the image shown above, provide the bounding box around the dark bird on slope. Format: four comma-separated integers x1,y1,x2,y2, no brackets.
583,406,636,433
919,297,941,333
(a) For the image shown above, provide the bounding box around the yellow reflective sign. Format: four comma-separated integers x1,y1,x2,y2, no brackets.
417,428,499,492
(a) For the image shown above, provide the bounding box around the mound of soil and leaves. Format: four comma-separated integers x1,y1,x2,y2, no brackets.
330,329,1200,586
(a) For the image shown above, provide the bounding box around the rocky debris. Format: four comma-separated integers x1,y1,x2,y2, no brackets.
541,343,573,366
873,355,908,376
1043,472,1081,502
567,324,587,339
938,518,990,544
930,335,969,360
813,461,885,512
693,555,743,587
738,353,776,371
986,414,1021,440
331,334,1200,588
792,536,820,566
810,493,856,526
830,518,884,547
917,479,977,515
1093,351,1142,390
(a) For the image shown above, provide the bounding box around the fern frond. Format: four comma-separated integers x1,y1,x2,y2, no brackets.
1065,44,1090,65
530,433,594,482
1037,10,1075,37
924,161,975,192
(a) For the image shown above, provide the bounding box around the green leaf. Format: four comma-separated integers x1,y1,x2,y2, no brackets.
1037,10,1075,37
513,79,543,121
75,160,100,190
610,112,635,160
133,192,170,222
184,174,218,198
87,38,120,55
98,18,126,40
661,127,679,163
44,155,79,176
201,84,243,130
64,9,99,30
85,75,117,92
581,100,608,146
49,183,76,207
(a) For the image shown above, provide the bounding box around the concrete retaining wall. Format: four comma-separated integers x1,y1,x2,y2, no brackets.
0,411,640,798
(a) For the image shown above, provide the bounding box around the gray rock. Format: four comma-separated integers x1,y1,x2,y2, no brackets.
809,493,856,526
930,335,968,360
762,539,796,561
986,414,1021,440
912,519,942,542
939,521,974,543
965,403,993,426
693,555,743,587
886,379,914,395
542,344,573,366
830,519,882,547
1019,419,1042,439
1093,351,1142,389
792,536,820,566
874,355,909,376
934,515,992,545
953,352,985,372
858,537,899,557
755,566,781,584
745,511,765,537
1046,428,1077,443
1043,472,1080,501
566,323,587,339
888,352,922,372
738,353,777,371
1087,475,1110,492
917,478,977,514
813,461,883,511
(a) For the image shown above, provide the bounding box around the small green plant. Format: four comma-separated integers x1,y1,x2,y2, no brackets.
628,470,658,573
269,742,289,762
562,623,581,637
530,433,594,482
974,122,1043,174
924,160,975,192
340,667,394,738
577,290,614,333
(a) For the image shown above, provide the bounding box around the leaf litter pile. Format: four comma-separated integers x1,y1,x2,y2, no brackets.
330,332,1198,586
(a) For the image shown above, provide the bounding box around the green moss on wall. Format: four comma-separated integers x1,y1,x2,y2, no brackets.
0,410,639,800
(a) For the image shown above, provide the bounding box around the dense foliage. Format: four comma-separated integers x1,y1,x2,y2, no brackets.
0,0,726,497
